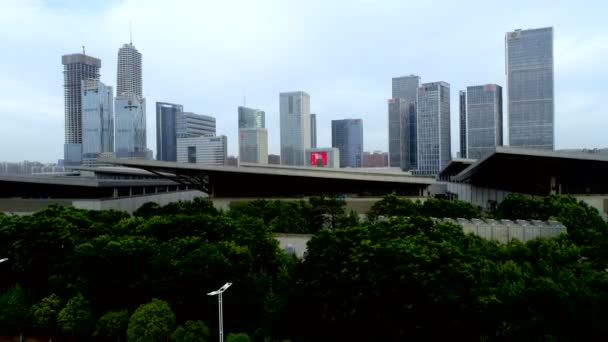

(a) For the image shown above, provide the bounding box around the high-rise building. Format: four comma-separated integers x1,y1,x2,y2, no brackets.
114,95,148,159
240,128,268,164
331,119,363,168
62,53,101,165
156,102,183,161
392,75,420,102
506,27,554,150
280,91,311,166
177,135,227,165
238,106,268,164
391,75,419,170
310,113,317,148
388,98,410,168
268,154,281,165
459,91,467,158
115,41,147,159
81,79,114,165
416,82,451,176
116,43,142,98
464,84,503,160
177,112,216,137
238,106,265,129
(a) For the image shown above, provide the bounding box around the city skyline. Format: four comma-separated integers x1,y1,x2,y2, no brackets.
0,0,606,162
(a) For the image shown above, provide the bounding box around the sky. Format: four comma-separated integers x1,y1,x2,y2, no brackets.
0,0,607,163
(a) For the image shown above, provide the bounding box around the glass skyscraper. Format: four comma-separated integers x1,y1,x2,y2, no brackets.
388,98,407,168
390,75,419,170
114,95,147,159
280,91,311,166
238,106,267,164
331,119,363,168
416,82,451,176
62,53,101,165
459,91,467,158
156,102,183,161
506,27,554,150
464,84,503,160
310,114,317,149
82,79,114,165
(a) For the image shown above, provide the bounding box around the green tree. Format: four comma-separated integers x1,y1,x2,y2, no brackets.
30,293,62,331
127,299,176,342
225,333,251,342
0,285,29,334
57,293,94,336
172,320,210,342
94,310,130,341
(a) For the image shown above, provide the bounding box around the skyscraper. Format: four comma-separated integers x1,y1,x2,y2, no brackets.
116,43,142,98
115,41,147,159
464,84,503,160
310,113,317,148
62,53,101,165
459,90,467,158
238,106,267,164
390,75,419,170
82,79,114,165
332,119,363,168
416,82,451,176
388,98,415,170
280,91,311,166
177,112,216,137
506,27,554,150
156,102,183,161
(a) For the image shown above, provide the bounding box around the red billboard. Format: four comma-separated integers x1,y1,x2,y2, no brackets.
310,151,328,166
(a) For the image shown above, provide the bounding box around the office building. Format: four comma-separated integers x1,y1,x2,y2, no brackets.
459,91,467,158
156,102,184,161
464,84,503,160
177,112,216,137
310,113,317,148
331,119,363,168
268,154,281,165
238,106,265,129
388,98,415,170
280,91,311,166
391,75,419,170
177,135,227,165
238,106,267,164
392,75,420,102
362,151,389,168
62,53,101,165
81,79,114,165
306,148,340,168
116,43,142,98
416,82,451,176
506,27,554,150
115,95,148,159
240,128,268,164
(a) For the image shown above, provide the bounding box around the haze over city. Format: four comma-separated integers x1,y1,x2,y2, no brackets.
0,0,606,162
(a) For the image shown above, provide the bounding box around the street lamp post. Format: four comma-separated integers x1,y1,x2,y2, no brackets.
207,282,232,342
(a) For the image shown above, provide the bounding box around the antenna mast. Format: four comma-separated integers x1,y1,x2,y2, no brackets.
82,46,85,55
129,20,132,44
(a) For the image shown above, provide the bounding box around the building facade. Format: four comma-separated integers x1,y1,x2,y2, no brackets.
280,91,311,166
391,75,419,170
115,95,148,159
268,154,281,165
388,98,412,169
238,106,267,164
459,90,467,158
177,112,216,137
465,84,503,160
362,151,389,168
62,53,101,165
82,79,114,165
116,43,142,98
506,27,554,150
156,102,184,161
331,119,363,168
177,135,227,165
239,128,268,164
416,82,451,175
310,113,317,149
305,148,340,168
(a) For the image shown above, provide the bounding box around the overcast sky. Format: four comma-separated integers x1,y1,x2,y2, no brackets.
1,0,607,162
